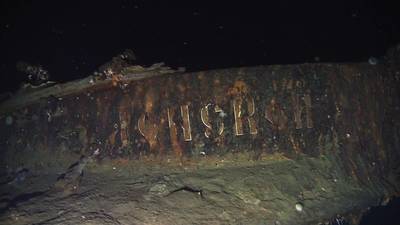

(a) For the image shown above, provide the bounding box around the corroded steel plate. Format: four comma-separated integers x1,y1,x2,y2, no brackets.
1,61,398,179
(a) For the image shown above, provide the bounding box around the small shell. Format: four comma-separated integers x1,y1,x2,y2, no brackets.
295,202,303,212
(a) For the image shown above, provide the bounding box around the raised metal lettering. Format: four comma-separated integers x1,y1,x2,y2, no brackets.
180,105,192,141
200,104,224,138
233,97,257,135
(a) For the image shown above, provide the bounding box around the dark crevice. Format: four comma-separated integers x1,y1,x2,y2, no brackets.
166,186,204,199
359,197,400,225
0,191,47,215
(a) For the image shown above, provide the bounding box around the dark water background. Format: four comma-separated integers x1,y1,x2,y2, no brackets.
0,0,399,92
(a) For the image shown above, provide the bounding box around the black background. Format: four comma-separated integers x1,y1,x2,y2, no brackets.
1,1,400,223
0,0,399,93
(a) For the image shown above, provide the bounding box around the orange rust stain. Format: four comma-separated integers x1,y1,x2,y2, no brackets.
265,97,288,131
111,74,123,87
167,108,183,158
177,82,186,93
135,87,162,154
228,80,257,136
108,128,118,147
144,88,157,113
289,134,301,154
228,80,249,96
138,113,159,153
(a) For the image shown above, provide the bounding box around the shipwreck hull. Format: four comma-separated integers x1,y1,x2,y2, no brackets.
0,54,399,224
1,62,399,165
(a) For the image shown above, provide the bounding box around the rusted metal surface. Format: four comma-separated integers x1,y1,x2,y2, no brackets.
1,56,400,186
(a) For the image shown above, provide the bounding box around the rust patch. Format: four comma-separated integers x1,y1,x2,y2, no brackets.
138,113,159,153
0,59,398,188
265,97,288,131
